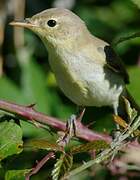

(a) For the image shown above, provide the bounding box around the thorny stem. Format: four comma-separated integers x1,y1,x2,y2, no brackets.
66,115,140,178
1,100,140,178
0,100,111,142
25,152,55,180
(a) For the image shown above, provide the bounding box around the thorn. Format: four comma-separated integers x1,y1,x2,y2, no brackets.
35,160,39,164
77,108,86,122
86,120,95,128
82,161,87,164
27,103,36,109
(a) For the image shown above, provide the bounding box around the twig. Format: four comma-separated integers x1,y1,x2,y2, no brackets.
109,159,140,175
0,100,111,142
25,152,55,180
65,115,140,178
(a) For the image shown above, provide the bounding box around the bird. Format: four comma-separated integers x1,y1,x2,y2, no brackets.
9,8,139,127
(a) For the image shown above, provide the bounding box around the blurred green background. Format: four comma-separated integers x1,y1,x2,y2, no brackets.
0,0,140,179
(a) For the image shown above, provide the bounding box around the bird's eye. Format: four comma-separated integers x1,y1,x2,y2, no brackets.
47,19,57,27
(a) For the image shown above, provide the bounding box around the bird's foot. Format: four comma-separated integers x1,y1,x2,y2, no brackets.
112,115,128,141
57,114,77,147
111,115,122,141
57,107,85,147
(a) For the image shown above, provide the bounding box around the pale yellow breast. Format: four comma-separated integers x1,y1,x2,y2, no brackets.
46,35,124,107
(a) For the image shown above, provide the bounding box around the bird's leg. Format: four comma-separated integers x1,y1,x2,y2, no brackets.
65,106,85,136
112,104,122,140
57,106,85,147
57,115,77,147
113,104,120,130
66,106,85,137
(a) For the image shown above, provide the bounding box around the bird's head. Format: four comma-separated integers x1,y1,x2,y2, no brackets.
10,8,87,48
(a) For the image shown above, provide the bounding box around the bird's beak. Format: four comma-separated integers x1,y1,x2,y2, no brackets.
9,19,38,29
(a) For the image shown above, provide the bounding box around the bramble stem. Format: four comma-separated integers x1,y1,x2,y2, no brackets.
25,152,55,180
0,99,111,142
66,115,140,178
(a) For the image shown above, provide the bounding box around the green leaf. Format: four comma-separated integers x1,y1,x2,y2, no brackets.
0,120,23,161
71,140,109,154
25,139,63,152
131,0,140,9
5,169,31,180
52,153,73,180
123,97,138,120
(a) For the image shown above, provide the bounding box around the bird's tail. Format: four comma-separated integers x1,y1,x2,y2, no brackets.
118,88,140,119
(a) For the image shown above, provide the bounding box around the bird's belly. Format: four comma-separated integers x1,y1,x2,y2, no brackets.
54,67,89,105
54,64,124,107
85,75,123,107
49,52,124,107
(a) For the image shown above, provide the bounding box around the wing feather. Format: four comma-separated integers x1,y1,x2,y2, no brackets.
104,45,129,84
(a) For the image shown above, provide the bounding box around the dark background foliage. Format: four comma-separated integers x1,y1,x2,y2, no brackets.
0,0,140,179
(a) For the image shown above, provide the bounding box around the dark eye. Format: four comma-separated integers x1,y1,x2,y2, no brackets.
47,19,57,27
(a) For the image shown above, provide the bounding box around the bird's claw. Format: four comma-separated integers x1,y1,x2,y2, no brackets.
57,114,77,147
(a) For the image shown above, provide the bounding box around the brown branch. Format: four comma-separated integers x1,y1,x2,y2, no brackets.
0,100,111,142
25,152,55,180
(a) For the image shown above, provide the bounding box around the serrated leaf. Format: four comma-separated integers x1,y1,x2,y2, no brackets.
71,140,109,154
52,153,73,180
0,121,23,161
25,139,63,152
5,169,31,180
131,0,140,9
